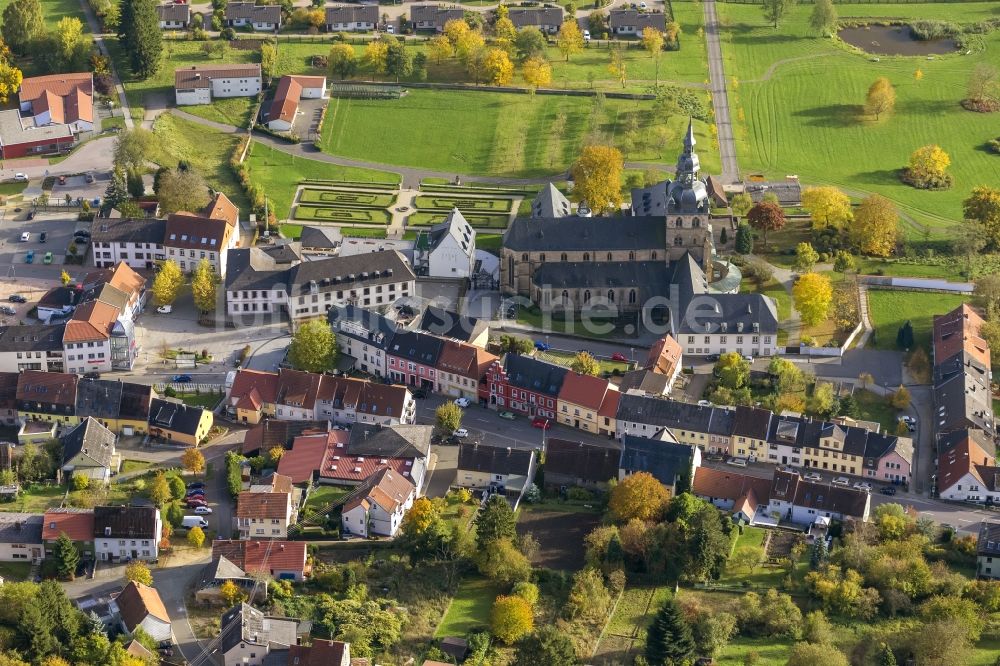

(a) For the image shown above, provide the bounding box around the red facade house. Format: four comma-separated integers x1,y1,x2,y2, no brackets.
485,354,568,419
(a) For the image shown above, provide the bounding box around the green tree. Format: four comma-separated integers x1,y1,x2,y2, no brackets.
152,260,184,306
328,43,357,79
165,500,185,527
156,167,210,215
793,242,819,272
385,38,413,82
187,525,205,548
148,472,171,506
52,17,90,71
646,598,695,666
878,643,897,666
735,223,754,253
802,610,833,644
119,0,162,79
513,626,577,666
52,533,80,580
124,560,153,586
786,643,848,666
435,402,463,433
260,41,277,80
168,474,186,500
191,258,217,313
476,538,531,584
515,26,546,61
474,493,517,544
565,567,612,621
491,595,534,644
287,319,337,372
896,320,914,349
570,351,600,376
716,352,751,389
762,0,796,28
808,382,837,418
104,166,130,210
731,192,753,217
963,186,1000,250
809,0,837,35
1,0,43,54
832,250,856,273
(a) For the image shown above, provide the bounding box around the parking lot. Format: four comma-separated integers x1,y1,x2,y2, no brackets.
1,209,88,266
50,172,109,206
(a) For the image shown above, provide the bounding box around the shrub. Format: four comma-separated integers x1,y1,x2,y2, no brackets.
989,137,1000,154
909,20,960,41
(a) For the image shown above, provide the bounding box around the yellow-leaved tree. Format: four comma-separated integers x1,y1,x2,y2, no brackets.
570,145,624,214
520,56,552,90
849,194,899,257
482,47,514,85
792,272,833,327
608,471,669,522
363,39,389,76
0,60,22,104
865,77,896,120
641,27,665,85
801,186,852,230
428,35,454,64
490,595,534,644
151,259,184,306
904,144,952,189
556,20,583,62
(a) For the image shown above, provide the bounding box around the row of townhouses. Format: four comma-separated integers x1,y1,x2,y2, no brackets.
91,192,241,274
931,304,999,503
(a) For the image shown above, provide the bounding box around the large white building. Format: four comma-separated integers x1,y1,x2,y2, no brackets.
91,218,167,270
174,64,262,106
94,506,162,562
342,467,415,537
413,209,476,279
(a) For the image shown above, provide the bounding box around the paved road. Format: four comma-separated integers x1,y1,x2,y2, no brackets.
0,138,116,182
76,0,135,129
702,0,739,183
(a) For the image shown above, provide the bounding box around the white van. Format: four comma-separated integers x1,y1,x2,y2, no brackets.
182,516,209,529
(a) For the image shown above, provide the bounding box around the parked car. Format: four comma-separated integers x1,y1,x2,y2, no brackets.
583,29,591,41
172,374,192,383
879,485,897,496
13,173,26,182
742,354,754,363
74,236,88,245
853,482,872,492
83,371,101,380
39,232,46,243
187,482,205,490
534,340,550,351
454,397,471,408
26,211,34,220
43,252,52,264
57,175,66,185
74,230,90,238
412,388,427,399
84,173,94,184
186,499,207,509
706,354,720,362
453,428,469,438
7,295,25,303
0,306,15,316
611,352,628,362
705,453,724,462
193,506,213,515
156,305,172,314
25,250,33,264
803,472,822,482
185,488,205,497
831,476,850,486
182,516,208,529
726,457,748,467
498,411,515,420
697,400,713,407
19,232,29,242
530,417,551,430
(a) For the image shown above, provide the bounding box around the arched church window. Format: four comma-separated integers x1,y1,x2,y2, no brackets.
507,257,514,287
562,290,569,301
675,218,684,227
674,237,683,246
608,290,615,303
693,218,701,227
561,253,568,261
629,251,635,261
584,290,591,303
629,290,636,304
607,252,613,261
540,253,545,262
521,253,528,261
583,253,590,261
651,252,657,260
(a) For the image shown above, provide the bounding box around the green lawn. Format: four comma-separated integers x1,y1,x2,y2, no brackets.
413,195,513,213
536,349,631,374
321,88,718,178
406,211,510,229
0,484,65,513
299,189,396,207
0,182,28,197
435,577,500,638
855,388,900,433
120,460,152,475
292,207,391,224
867,289,968,351
178,392,224,409
150,113,250,213
741,278,792,322
718,2,1000,237
0,0,86,29
304,485,350,513
181,98,256,128
0,562,32,582
244,142,399,219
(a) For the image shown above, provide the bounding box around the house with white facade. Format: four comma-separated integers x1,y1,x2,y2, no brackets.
61,417,118,484
456,442,536,508
224,2,282,31
91,218,167,270
18,73,94,133
937,428,1000,503
328,304,398,378
266,75,328,132
174,64,263,106
94,505,162,562
325,4,378,32
412,209,476,279
768,469,871,526
0,513,44,562
235,491,294,539
157,2,190,28
220,603,299,666
977,521,1000,580
0,324,65,372
114,581,172,643
342,467,415,537
608,8,666,34
162,212,238,276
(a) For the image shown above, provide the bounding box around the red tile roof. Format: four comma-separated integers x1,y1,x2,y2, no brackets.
19,73,94,125
933,304,990,368
212,539,308,577
558,372,614,411
42,509,94,541
275,433,334,484
229,369,279,409
204,192,239,227
647,334,682,376
64,300,120,343
287,639,348,666
116,581,169,632
269,75,303,125
598,389,620,419
692,467,772,504
938,433,995,493
276,368,323,409
344,467,414,513
16,370,78,407
235,492,289,520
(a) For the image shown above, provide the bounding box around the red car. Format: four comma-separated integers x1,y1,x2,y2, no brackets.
186,498,207,508
611,352,628,362
531,417,552,430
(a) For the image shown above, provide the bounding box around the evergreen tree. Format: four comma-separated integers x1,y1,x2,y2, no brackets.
474,494,517,545
735,223,754,254
878,643,897,666
646,598,695,666
53,533,80,580
104,167,129,210
1,0,44,54
810,537,828,569
837,393,857,418
119,0,162,79
720,226,728,245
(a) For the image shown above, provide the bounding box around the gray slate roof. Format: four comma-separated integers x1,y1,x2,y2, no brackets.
458,442,533,476
90,218,166,245
149,398,206,437
347,424,431,459
504,216,666,252
503,353,567,397
289,251,414,295
531,260,672,290
0,513,43,545
508,6,564,28
410,4,465,24
609,9,666,31
299,225,341,250
620,434,694,489
418,305,487,343
225,1,281,23
325,4,378,24
220,603,298,654
531,183,572,218
0,324,64,352
61,417,116,469
157,3,190,22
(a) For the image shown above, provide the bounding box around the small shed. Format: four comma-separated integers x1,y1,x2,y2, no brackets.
440,636,469,661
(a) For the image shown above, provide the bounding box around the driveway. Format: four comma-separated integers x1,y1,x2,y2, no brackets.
424,445,457,498
0,137,117,182
50,172,110,205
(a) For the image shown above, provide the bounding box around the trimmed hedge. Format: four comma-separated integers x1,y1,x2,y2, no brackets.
408,211,510,229
413,195,513,213
298,188,396,207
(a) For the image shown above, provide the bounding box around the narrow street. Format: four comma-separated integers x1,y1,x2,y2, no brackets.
702,0,739,182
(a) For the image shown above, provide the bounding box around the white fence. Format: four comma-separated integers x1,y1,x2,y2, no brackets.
862,276,974,294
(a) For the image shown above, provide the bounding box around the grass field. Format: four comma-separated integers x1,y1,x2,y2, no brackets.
854,389,900,432
178,392,224,409
320,88,718,178
299,189,396,207
244,142,398,219
535,349,631,374
867,289,968,351
717,2,1000,236
413,195,513,213
304,485,350,514
150,113,250,213
407,211,510,229
0,182,28,197
434,577,499,638
181,98,256,128
292,207,390,224
120,460,152,475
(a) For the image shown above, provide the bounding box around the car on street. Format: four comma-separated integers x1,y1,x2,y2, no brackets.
705,453,724,462
74,235,88,245
25,250,33,264
186,487,205,496
412,388,427,399
156,305,172,314
39,232,46,243
879,485,897,496
531,417,551,430
43,252,52,264
7,295,25,303
453,428,469,438
583,29,591,41
193,506,213,515
831,476,850,486
697,400,713,407
853,482,872,492
498,411,515,420
13,173,26,182
186,499,207,508
83,371,101,380
84,173,94,183
454,397,471,408
611,352,628,362
534,340,550,351
900,416,917,432
187,482,205,490
172,374,192,383
706,354,720,362
742,354,754,363
57,176,66,185
19,232,29,242
0,306,15,316
726,457,748,467
803,472,822,482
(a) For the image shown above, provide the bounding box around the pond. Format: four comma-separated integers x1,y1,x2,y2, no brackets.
838,24,958,56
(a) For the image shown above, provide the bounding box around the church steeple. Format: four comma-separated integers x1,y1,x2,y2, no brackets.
665,118,708,213
683,117,696,153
